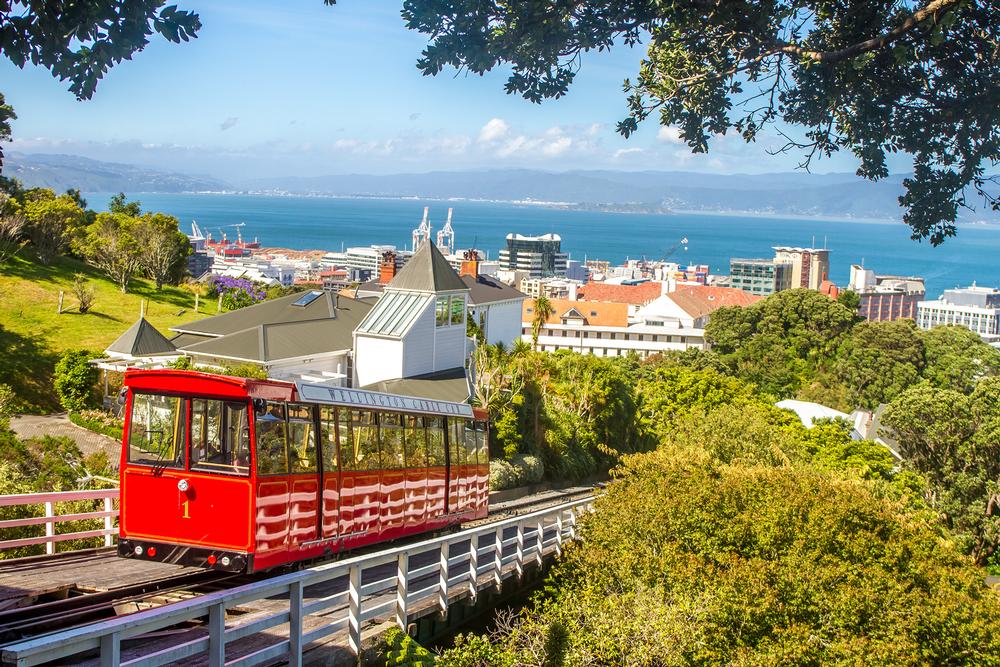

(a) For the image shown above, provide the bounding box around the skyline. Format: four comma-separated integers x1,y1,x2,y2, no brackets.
0,1,915,181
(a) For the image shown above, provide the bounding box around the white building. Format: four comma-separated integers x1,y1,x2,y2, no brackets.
322,245,412,281
917,283,1000,342
353,241,471,388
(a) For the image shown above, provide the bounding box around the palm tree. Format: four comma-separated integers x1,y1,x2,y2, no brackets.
531,295,553,351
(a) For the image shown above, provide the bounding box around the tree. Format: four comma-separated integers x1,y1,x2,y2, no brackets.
108,193,143,217
76,212,143,292
0,2,200,173
882,382,1000,564
211,276,266,311
19,189,86,264
836,288,861,312
72,274,95,314
403,1,1000,245
0,209,25,265
834,319,925,409
53,350,98,413
134,212,191,289
530,295,553,350
921,325,1000,394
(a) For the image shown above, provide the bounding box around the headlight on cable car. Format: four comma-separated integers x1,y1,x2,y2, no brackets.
134,545,144,556
177,478,190,492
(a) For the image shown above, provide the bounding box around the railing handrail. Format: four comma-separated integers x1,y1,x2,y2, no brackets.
1,495,595,667
0,488,119,507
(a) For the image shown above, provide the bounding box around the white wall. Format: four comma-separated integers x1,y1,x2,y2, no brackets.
354,335,405,387
402,302,436,378
476,299,525,347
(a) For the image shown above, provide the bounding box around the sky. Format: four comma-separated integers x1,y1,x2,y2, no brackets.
0,1,914,181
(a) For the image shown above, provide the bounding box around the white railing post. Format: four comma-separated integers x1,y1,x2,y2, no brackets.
100,631,120,667
535,519,544,566
208,602,226,667
468,534,478,598
348,564,362,656
556,512,564,556
493,527,503,588
395,552,408,629
515,521,524,579
438,542,449,615
289,580,303,667
43,501,54,555
103,496,114,547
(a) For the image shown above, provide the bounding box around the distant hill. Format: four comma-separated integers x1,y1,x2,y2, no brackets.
4,153,231,194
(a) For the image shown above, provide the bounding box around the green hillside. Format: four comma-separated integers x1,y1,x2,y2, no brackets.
0,253,211,412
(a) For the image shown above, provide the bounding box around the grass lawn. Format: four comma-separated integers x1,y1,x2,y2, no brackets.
0,252,213,412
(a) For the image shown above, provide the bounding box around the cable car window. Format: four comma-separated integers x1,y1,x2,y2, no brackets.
426,417,446,466
448,418,464,466
463,420,478,466
337,408,357,471
190,399,250,475
380,413,405,469
319,406,339,472
287,404,317,473
255,402,288,475
475,421,489,464
128,393,186,468
403,415,427,467
352,410,381,471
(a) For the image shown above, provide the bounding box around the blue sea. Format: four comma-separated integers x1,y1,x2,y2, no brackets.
86,192,1000,298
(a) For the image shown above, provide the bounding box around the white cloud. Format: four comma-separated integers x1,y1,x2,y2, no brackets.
657,126,684,144
478,118,510,143
613,147,644,160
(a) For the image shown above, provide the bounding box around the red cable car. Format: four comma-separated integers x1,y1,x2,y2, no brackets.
117,369,489,573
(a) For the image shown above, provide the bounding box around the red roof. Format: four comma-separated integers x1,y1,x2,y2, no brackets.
577,280,663,306
667,285,763,318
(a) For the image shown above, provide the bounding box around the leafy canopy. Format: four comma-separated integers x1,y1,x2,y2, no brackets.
403,0,1000,244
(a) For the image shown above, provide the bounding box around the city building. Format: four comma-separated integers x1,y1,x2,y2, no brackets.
459,251,527,347
498,233,568,278
519,278,583,300
729,257,793,296
638,285,762,330
772,246,831,291
321,245,411,282
522,298,703,357
848,265,925,321
577,280,664,317
917,283,1000,342
565,259,589,282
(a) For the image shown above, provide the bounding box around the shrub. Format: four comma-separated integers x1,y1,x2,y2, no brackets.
0,383,15,428
69,410,123,439
489,459,519,491
512,454,544,485
211,275,266,311
72,273,95,313
53,349,98,412
380,627,435,666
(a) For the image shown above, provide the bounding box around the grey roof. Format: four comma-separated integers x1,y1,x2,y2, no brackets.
355,291,431,337
171,290,340,338
106,318,176,357
387,241,467,293
175,294,373,364
170,332,213,349
361,367,470,403
461,274,526,306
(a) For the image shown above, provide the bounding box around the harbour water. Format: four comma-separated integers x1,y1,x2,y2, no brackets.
86,192,1000,297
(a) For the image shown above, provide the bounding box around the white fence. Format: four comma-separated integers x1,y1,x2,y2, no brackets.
2,496,593,667
0,489,119,555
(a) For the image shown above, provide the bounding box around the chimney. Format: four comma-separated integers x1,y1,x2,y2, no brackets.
379,250,398,285
460,248,480,279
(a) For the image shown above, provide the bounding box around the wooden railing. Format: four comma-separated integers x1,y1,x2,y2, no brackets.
1,496,593,667
0,489,120,555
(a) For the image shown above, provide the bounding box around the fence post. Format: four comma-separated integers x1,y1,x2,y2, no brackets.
493,527,503,589
535,520,544,566
438,542,449,616
555,512,564,556
208,602,226,667
515,522,524,579
104,496,114,547
289,580,303,667
569,508,578,540
100,631,120,667
395,552,408,629
348,565,362,656
468,534,478,599
44,501,54,555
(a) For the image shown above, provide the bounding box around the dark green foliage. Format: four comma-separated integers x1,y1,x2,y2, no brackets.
834,319,925,409
403,1,1000,244
882,380,1000,565
53,349,98,412
921,324,1000,393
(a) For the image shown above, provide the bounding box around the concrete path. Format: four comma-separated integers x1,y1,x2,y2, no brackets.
9,413,121,461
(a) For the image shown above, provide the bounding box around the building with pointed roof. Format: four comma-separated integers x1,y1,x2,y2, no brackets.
106,318,177,359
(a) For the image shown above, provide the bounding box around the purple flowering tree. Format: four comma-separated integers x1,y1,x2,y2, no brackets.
210,275,266,311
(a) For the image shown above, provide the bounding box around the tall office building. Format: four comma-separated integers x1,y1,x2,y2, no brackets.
772,246,831,291
498,233,569,278
729,258,793,296
917,284,1000,342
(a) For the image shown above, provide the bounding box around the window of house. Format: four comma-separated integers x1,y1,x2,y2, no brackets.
450,295,465,325
287,404,317,473
255,402,288,475
190,398,250,474
128,393,186,468
435,297,449,327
